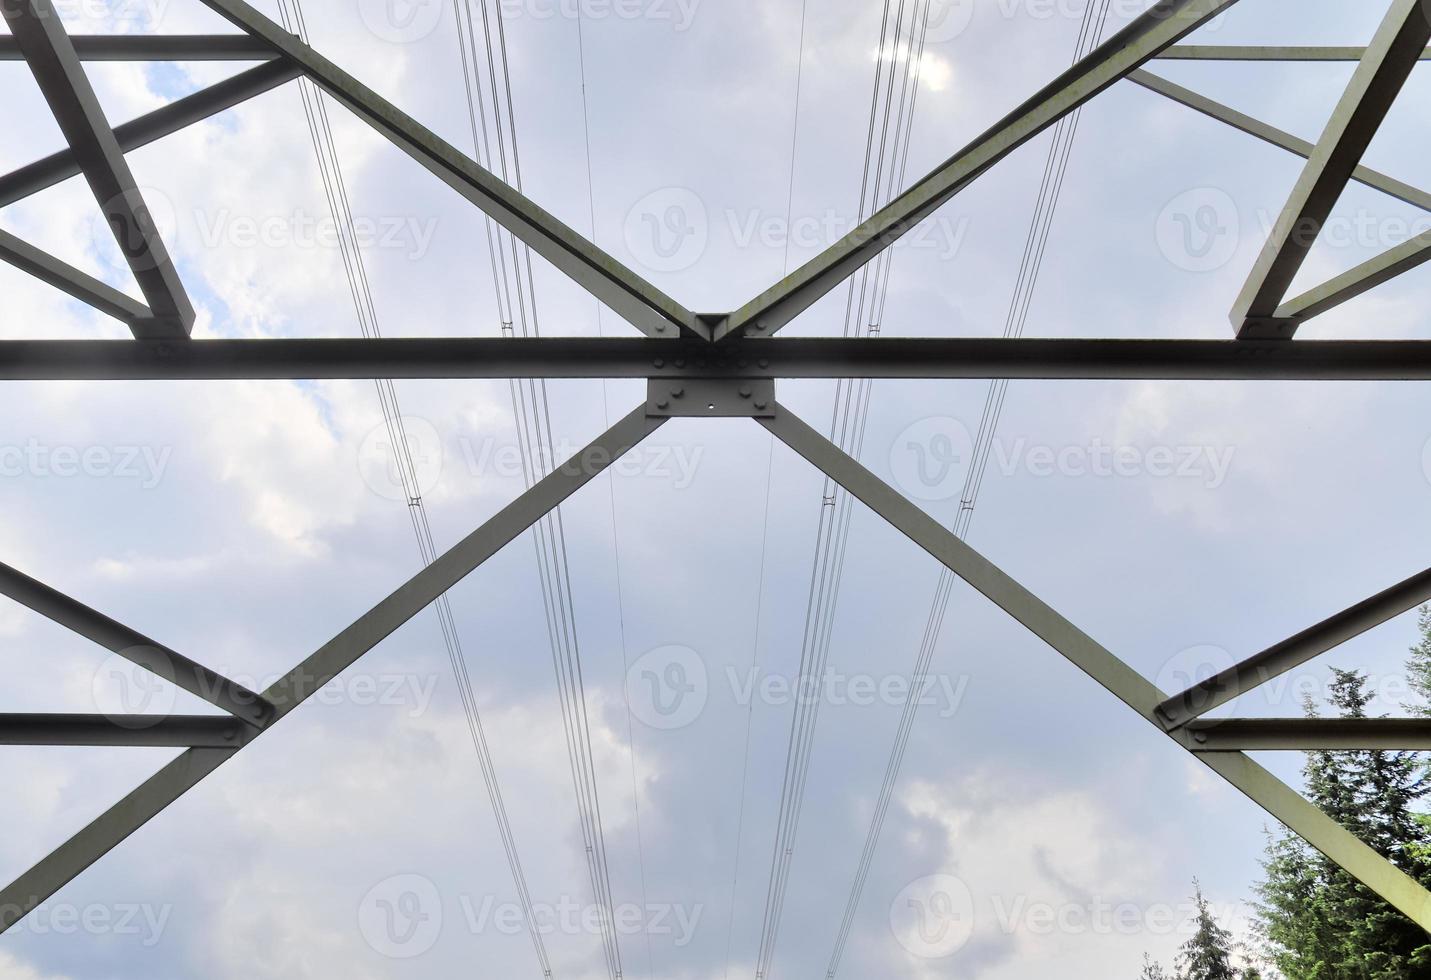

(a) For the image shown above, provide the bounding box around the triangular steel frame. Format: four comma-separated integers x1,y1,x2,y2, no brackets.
3,0,1431,944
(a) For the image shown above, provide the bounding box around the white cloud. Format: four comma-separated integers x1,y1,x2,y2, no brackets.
0,1,1422,978
897,771,1174,976
210,873,387,980
0,950,75,980
93,551,223,582
190,380,361,555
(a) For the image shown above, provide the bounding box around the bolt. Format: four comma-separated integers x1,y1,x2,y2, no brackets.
653,358,665,368
670,386,685,398
656,399,670,410
753,400,769,411
674,359,686,368
1193,731,1209,744
739,386,752,398
758,358,769,369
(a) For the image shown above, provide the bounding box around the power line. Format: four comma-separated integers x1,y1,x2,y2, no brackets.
723,2,810,975
571,7,656,978
820,4,1113,976
752,2,930,975
272,1,553,975
451,1,624,975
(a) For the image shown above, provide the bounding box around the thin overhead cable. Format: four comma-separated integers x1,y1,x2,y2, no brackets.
724,2,809,976
272,1,553,975
753,1,931,975
821,4,1113,976
451,0,624,976
571,5,656,978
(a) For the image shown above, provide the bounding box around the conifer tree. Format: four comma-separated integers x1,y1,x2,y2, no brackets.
1254,636,1431,977
1178,881,1239,980
1140,953,1174,980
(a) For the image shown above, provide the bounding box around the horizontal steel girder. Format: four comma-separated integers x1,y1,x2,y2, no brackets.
0,34,278,61
2,337,1431,380
1186,718,1431,752
0,714,251,747
4,0,1431,949
1159,44,1431,61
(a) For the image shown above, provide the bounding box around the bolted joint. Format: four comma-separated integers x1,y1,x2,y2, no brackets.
645,377,775,418
643,338,780,378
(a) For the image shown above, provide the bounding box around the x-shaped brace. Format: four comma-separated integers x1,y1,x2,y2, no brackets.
6,398,1430,938
4,0,1431,949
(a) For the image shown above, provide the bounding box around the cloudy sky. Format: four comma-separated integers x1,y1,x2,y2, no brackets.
2,0,1430,977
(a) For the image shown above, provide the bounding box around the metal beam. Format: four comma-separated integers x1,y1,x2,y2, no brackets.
1157,568,1431,730
3,336,1431,381
0,560,272,726
1231,0,1431,338
0,748,235,934
263,403,666,711
759,402,1166,720
1187,718,1431,751
0,1,1426,949
1277,229,1431,322
3,0,196,338
195,0,703,341
0,403,664,935
756,401,1431,933
1129,70,1431,213
0,228,150,324
0,714,250,747
1159,44,1431,61
0,34,278,61
0,58,301,208
1202,752,1431,930
716,0,1241,341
